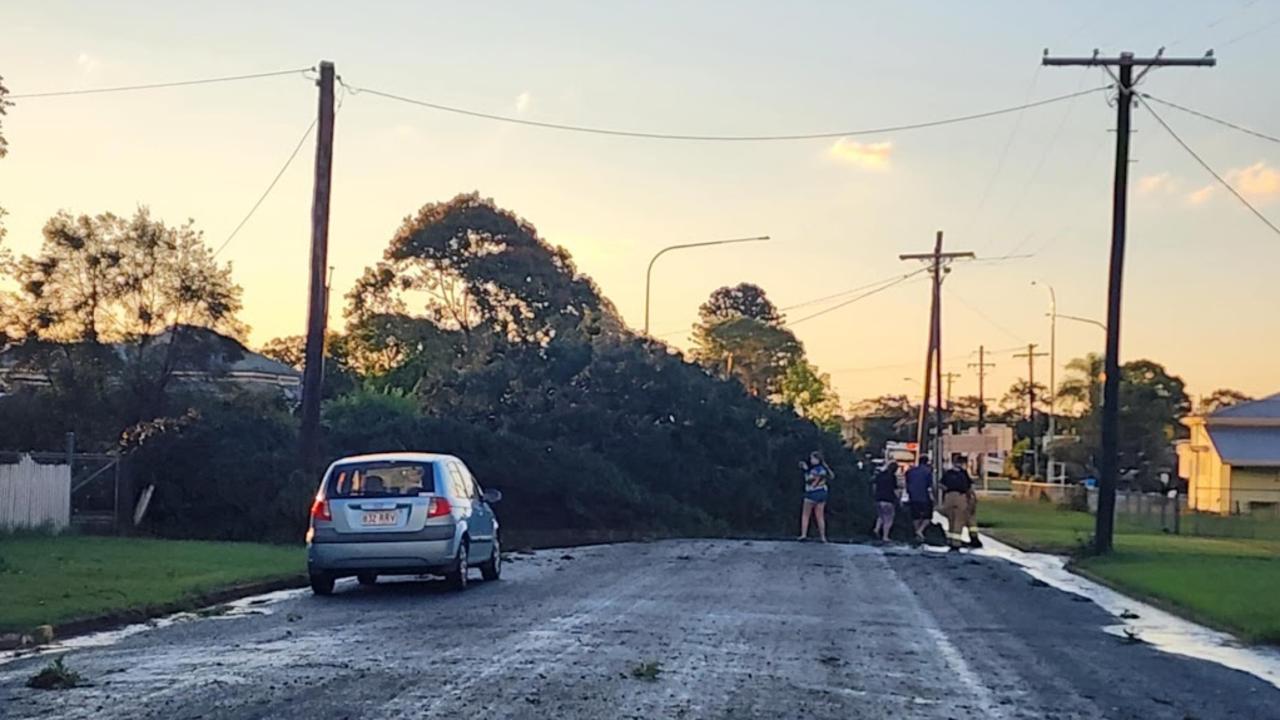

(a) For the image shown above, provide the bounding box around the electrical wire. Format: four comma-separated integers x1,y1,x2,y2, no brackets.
787,275,927,327
339,81,1111,142
8,68,313,99
964,66,1041,238
945,287,1027,344
1138,96,1280,238
212,116,317,258
780,268,930,312
1141,93,1280,146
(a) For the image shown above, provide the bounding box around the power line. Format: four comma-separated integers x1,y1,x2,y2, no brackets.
1141,93,1280,146
8,68,313,99
340,81,1111,142
945,287,1026,344
1138,95,1280,238
787,274,926,327
780,268,929,312
213,116,318,258
963,66,1041,237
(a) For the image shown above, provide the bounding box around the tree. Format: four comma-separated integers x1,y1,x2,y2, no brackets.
0,73,10,160
1201,388,1253,414
1054,354,1191,484
696,283,782,327
259,332,357,400
348,192,617,346
1000,380,1049,416
691,284,800,398
2,208,245,422
845,394,919,453
779,360,842,431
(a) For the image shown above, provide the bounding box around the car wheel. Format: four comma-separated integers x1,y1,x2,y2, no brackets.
480,537,502,581
445,541,469,592
309,572,335,596
356,572,378,586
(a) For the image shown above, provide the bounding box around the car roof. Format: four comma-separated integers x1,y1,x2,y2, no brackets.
327,452,460,467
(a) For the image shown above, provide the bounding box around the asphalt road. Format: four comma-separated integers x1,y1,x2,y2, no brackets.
2,540,1277,719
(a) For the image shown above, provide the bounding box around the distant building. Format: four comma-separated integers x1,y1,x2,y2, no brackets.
1178,394,1280,515
0,326,301,400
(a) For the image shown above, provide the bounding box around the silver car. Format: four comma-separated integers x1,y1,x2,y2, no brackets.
305,452,502,595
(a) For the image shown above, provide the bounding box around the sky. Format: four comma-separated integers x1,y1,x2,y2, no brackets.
2,0,1279,409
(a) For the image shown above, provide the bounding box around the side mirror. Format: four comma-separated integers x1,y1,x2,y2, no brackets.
482,488,503,504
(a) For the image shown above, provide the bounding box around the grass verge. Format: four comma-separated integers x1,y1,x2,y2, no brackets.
0,534,303,633
979,498,1280,643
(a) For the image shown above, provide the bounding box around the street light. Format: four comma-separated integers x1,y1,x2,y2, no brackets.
1053,313,1107,332
1032,281,1057,480
643,236,771,334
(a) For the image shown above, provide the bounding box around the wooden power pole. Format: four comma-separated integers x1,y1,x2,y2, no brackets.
968,346,995,432
299,61,336,474
1014,343,1049,477
1043,48,1215,553
901,231,974,471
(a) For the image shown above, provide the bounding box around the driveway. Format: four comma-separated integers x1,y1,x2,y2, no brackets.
1,540,1276,719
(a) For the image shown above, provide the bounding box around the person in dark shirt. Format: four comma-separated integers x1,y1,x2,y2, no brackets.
903,456,934,544
940,455,975,551
871,462,900,542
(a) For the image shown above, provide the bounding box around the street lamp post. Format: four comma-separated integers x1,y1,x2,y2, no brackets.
1032,281,1057,481
643,236,771,335
1055,313,1107,333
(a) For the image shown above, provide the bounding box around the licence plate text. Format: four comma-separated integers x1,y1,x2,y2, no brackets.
361,510,398,526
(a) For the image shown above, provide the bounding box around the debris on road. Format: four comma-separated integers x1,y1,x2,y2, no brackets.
26,657,83,690
628,661,662,682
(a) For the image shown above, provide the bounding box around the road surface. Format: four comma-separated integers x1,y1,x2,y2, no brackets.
2,540,1277,719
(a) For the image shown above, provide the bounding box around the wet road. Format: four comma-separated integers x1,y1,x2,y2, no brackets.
2,540,1277,719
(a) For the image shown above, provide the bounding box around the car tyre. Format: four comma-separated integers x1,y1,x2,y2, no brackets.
356,572,378,586
445,540,469,592
309,572,335,596
480,537,501,581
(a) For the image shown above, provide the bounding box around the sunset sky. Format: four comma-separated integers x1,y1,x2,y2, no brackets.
3,1,1278,408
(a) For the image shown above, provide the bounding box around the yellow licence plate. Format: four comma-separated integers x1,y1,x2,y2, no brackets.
361,510,398,526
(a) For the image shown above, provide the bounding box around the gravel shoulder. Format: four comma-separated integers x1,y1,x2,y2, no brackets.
1,539,1276,719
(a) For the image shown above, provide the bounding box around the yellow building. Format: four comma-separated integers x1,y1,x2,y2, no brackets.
1178,394,1280,515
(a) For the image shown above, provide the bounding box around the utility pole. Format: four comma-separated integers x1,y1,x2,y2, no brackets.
968,346,995,432
1043,48,1215,553
901,231,974,470
299,60,336,474
941,372,961,410
1014,343,1049,478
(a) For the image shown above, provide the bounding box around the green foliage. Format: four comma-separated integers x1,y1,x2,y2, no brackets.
779,361,842,431
1055,354,1191,483
27,658,83,690
844,395,918,454
691,284,801,399
127,394,307,542
1200,388,1253,414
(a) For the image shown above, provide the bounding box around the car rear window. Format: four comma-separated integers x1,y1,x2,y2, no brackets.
326,461,438,498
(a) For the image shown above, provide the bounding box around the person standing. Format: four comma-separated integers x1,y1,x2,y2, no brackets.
904,455,934,544
871,461,900,542
940,455,975,551
798,451,833,543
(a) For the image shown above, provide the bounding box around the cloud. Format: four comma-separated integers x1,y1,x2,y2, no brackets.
1226,161,1280,202
1186,185,1216,206
76,52,100,74
827,138,893,170
514,91,532,114
1137,172,1175,195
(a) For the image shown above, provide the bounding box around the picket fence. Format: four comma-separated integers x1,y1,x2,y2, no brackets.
0,455,71,531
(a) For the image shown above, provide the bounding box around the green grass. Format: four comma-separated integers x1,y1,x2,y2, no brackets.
0,535,304,632
979,498,1280,642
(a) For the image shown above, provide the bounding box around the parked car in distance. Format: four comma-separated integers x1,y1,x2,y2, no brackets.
306,452,502,595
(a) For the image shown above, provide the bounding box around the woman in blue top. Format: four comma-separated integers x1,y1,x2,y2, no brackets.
797,450,833,542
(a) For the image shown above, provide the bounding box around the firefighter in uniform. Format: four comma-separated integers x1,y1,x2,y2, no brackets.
940,455,974,551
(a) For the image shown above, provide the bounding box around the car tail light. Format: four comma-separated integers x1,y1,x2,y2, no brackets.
310,497,331,522
427,497,452,518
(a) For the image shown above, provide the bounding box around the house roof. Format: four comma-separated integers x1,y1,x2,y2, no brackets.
1212,393,1280,421
1206,425,1280,467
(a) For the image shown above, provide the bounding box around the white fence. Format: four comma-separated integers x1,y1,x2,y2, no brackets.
0,455,71,531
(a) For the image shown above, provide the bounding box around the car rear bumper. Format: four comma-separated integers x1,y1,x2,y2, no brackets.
307,535,461,575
